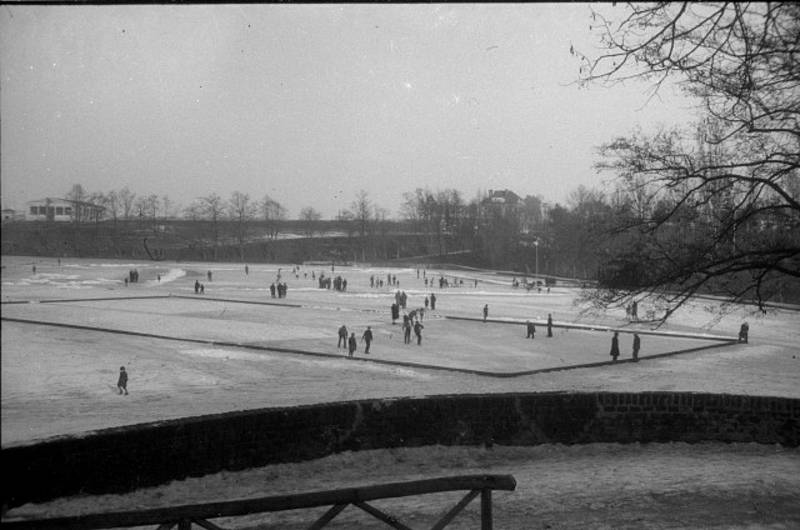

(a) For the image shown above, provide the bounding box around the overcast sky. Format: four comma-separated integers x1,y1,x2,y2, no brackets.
1,4,698,219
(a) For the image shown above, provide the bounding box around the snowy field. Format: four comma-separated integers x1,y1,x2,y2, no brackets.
2,255,799,528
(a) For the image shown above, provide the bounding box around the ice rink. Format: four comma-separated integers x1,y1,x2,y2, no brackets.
2,255,799,528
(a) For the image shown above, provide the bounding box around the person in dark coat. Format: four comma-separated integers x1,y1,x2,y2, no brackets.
270,283,276,298
738,322,749,343
425,296,429,309
391,303,399,324
526,320,536,339
199,283,204,294
483,304,489,322
338,325,348,348
403,320,412,344
413,320,424,345
430,293,436,310
632,333,641,361
362,326,373,354
117,366,128,395
547,313,553,337
610,331,620,361
348,332,357,357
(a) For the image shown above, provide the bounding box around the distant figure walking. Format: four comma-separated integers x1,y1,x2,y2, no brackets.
430,293,436,310
391,303,399,324
547,314,553,338
194,280,200,293
483,304,489,322
610,332,620,362
207,270,212,282
414,320,424,345
631,300,639,321
632,333,641,361
117,366,128,395
338,325,348,349
362,326,373,354
526,320,536,339
245,265,249,275
348,332,357,357
738,322,749,343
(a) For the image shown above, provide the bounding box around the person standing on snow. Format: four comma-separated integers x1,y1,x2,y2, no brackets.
338,325,348,349
413,320,424,345
117,366,129,395
348,332,357,357
362,326,373,354
632,333,641,361
610,332,620,362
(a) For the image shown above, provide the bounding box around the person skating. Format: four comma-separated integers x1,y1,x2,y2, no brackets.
348,332,357,357
483,304,489,322
547,313,553,337
117,366,128,395
632,333,641,361
337,325,348,348
413,320,424,345
610,331,620,362
362,326,373,354
526,320,536,339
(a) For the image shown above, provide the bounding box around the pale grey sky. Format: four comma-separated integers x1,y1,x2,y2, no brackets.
1,4,697,218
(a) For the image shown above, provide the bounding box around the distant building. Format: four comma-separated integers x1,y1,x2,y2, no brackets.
2,208,23,222
480,189,523,218
25,198,105,222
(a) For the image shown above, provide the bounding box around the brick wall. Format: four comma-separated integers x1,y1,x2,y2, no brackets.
3,392,798,509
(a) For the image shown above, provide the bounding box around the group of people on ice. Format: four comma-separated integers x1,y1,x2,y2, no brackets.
270,281,288,298
609,331,642,362
338,324,374,357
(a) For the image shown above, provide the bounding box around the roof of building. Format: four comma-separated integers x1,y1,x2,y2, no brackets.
26,197,105,209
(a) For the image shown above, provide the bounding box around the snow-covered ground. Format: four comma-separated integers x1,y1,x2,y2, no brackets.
2,255,799,528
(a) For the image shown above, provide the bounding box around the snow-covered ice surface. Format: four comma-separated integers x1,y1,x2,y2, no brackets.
2,256,799,528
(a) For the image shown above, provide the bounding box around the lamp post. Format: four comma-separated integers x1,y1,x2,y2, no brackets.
534,239,539,285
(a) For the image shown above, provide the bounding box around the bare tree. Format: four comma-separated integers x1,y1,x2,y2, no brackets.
118,187,136,221
299,206,322,237
199,193,225,258
260,194,287,239
577,2,800,318
351,189,372,238
228,191,256,260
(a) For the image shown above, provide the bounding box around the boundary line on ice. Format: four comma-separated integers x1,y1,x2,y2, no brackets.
444,316,739,342
1,316,739,378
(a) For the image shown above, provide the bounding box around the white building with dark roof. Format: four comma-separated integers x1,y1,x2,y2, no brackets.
25,198,105,222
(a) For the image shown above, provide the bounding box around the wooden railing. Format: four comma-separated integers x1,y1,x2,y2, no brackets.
1,474,517,530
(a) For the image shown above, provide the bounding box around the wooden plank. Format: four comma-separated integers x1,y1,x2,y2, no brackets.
353,501,413,530
191,518,227,530
308,504,348,530
430,489,480,530
481,489,492,530
1,475,516,530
